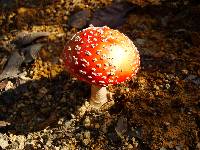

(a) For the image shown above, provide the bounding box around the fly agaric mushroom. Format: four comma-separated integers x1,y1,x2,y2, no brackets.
64,26,140,108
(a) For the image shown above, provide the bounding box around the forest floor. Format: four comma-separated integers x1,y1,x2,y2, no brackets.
0,0,199,149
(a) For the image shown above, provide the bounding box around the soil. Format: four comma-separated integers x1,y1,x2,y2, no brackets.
0,0,199,150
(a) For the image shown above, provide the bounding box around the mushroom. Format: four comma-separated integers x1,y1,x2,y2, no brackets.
63,26,140,108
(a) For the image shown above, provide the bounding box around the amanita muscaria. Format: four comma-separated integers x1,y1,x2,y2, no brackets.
64,26,140,108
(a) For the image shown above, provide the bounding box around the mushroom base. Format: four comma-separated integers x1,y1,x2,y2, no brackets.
90,85,108,108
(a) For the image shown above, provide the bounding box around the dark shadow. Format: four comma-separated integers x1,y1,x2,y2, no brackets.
0,71,90,134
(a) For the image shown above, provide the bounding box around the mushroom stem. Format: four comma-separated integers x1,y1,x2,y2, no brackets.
90,85,108,108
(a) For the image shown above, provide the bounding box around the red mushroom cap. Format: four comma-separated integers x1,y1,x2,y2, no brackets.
64,26,140,86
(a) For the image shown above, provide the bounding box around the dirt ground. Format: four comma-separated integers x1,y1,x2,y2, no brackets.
0,0,199,149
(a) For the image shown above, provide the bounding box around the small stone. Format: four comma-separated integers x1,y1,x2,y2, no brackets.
165,83,170,89
83,138,90,145
181,69,188,75
58,118,64,125
63,16,68,21
84,131,90,139
0,121,11,127
39,87,48,94
95,123,100,129
153,84,160,90
124,142,129,146
5,81,14,91
132,137,138,147
71,114,75,119
17,7,28,14
64,120,72,128
45,8,51,14
78,105,87,117
127,144,133,149
84,101,90,107
55,146,60,150
46,140,52,147
83,116,91,127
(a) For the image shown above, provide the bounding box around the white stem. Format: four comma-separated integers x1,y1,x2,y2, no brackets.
90,85,108,108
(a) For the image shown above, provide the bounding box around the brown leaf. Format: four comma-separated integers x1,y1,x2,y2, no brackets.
90,2,133,28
